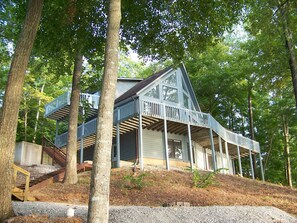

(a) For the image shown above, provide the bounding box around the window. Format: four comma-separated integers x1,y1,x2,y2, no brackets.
144,85,160,99
168,139,182,159
163,86,178,103
182,79,188,92
207,154,214,170
183,93,189,109
163,73,177,86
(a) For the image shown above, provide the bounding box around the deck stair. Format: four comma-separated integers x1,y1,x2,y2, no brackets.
18,162,92,191
42,136,67,167
11,164,35,201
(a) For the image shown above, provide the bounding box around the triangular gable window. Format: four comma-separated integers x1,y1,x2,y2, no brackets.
144,84,160,99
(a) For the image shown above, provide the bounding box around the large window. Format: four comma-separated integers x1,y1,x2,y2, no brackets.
168,139,182,159
163,86,178,103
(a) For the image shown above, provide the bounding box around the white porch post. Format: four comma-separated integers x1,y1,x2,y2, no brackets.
224,141,230,174
163,104,170,170
237,145,243,176
259,148,265,181
55,120,59,145
218,136,224,173
116,109,121,168
209,128,217,172
138,103,144,171
80,108,85,164
249,150,255,180
187,123,193,170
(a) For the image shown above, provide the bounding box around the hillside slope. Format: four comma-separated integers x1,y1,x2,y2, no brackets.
31,167,297,216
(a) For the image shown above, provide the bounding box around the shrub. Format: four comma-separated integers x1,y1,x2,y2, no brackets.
123,173,147,190
192,168,227,188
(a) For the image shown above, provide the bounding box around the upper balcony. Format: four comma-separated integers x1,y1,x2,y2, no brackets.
54,98,260,156
44,92,100,121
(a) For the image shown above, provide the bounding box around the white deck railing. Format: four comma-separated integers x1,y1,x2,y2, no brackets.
45,92,100,117
140,99,260,153
54,98,260,153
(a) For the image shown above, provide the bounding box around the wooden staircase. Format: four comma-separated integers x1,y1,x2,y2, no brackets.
12,137,92,201
17,162,92,191
42,136,67,167
12,164,35,201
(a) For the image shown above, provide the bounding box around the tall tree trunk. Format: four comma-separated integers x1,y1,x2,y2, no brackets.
0,0,43,221
87,0,121,222
282,115,292,188
280,1,297,110
248,87,258,178
63,51,83,184
33,83,45,143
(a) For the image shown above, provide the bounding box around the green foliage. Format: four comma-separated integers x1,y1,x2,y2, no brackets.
122,0,246,62
123,173,147,190
192,168,226,188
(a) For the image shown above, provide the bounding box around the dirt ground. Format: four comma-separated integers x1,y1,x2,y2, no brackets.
32,167,297,214
9,166,297,222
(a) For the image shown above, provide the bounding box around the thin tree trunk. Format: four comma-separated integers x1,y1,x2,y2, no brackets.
33,83,45,143
280,1,297,110
63,51,83,184
263,135,274,172
282,115,292,188
0,0,43,220
248,87,258,178
24,98,28,142
87,0,121,222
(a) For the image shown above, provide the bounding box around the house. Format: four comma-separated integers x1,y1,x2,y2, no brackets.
44,64,264,180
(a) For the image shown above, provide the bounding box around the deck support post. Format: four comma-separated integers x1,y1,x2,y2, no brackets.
116,109,121,168
218,136,224,173
259,148,265,181
224,141,230,174
80,108,85,164
209,128,217,172
237,145,243,176
249,150,255,180
163,104,170,170
138,104,144,171
55,120,59,145
187,123,193,170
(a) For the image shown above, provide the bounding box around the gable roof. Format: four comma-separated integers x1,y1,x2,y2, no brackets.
115,65,173,104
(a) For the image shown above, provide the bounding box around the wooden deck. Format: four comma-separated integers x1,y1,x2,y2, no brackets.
48,97,259,157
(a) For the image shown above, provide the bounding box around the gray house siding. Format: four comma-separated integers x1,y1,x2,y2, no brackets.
143,129,190,162
120,130,136,161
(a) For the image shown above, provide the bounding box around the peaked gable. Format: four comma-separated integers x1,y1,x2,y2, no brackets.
115,66,173,104
138,64,200,112
115,64,200,112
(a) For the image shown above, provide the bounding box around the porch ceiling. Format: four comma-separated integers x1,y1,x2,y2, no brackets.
115,115,257,158
65,114,256,158
46,105,98,121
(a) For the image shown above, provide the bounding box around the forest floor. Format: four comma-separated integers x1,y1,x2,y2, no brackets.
8,165,297,222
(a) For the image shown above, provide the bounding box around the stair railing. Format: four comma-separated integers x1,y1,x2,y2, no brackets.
42,136,67,167
12,164,30,201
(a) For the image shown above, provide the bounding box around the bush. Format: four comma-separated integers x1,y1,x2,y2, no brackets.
123,173,147,190
192,168,226,188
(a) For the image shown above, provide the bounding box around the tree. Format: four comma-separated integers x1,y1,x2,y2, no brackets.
87,0,121,221
63,50,83,184
0,0,43,220
246,0,297,110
